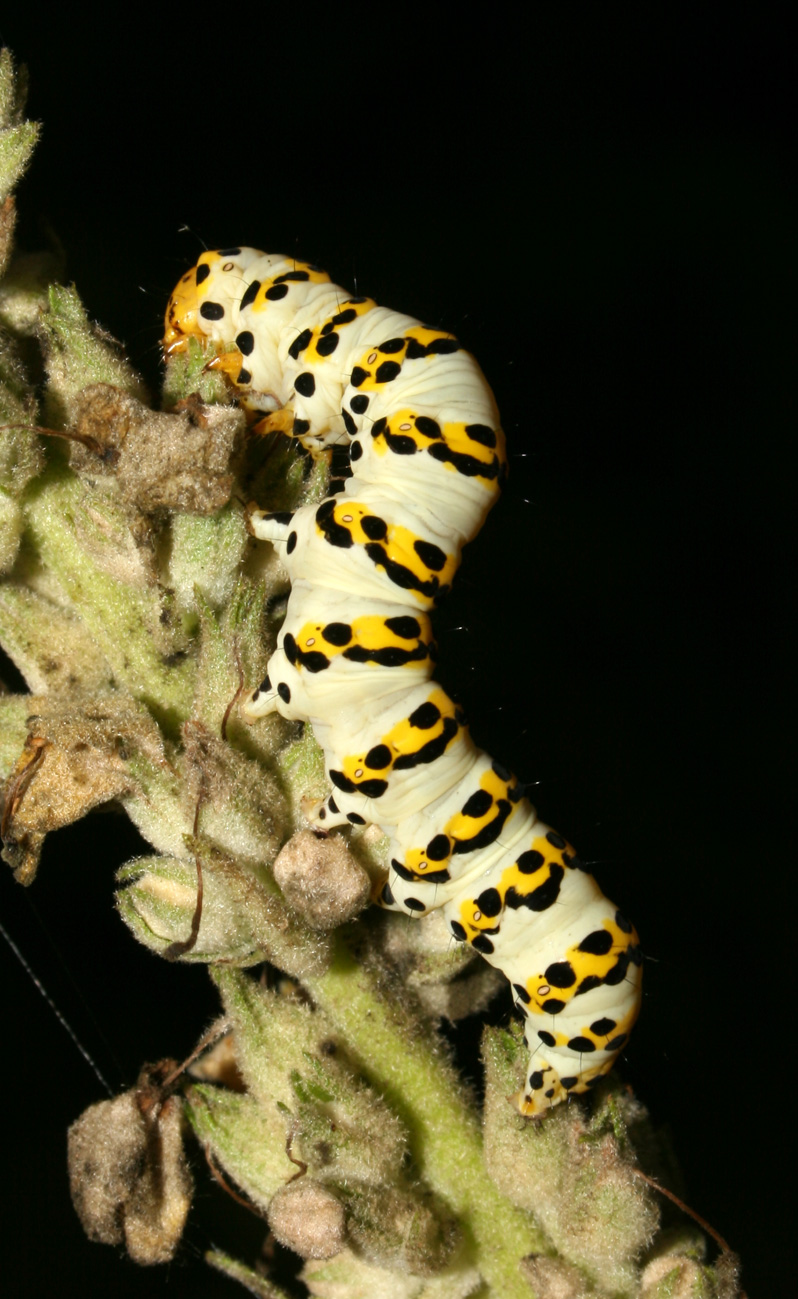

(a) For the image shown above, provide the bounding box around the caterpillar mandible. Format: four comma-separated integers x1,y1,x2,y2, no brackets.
164,248,643,1117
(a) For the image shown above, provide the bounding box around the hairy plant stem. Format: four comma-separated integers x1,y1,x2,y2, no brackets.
305,931,545,1297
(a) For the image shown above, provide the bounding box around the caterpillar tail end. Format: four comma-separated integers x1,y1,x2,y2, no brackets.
512,1060,610,1119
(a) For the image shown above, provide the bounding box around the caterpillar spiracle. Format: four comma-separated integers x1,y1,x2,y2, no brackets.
164,248,643,1117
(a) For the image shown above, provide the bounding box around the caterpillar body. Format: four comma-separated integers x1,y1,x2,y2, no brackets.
164,248,642,1116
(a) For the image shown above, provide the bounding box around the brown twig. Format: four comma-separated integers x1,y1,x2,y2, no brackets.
285,1125,308,1183
203,1146,267,1216
221,640,246,742
0,735,49,842
632,1166,738,1258
162,787,205,960
0,420,118,463
159,1016,231,1092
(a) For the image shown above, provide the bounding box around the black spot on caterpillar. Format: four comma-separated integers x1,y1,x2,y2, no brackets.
164,248,642,1116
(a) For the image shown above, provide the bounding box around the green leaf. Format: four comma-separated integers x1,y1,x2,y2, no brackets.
0,582,113,692
206,1251,296,1299
0,50,29,130
22,463,194,732
0,120,38,202
185,1085,292,1212
39,284,147,426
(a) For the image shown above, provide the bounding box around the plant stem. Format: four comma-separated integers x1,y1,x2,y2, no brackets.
305,932,545,1298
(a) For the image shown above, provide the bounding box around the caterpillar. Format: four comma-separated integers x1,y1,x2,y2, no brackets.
163,248,643,1116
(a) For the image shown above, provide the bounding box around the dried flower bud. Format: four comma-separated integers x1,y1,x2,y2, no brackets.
520,1256,586,1299
1,691,166,882
67,1063,192,1265
67,384,246,515
268,1180,347,1260
301,1247,483,1298
187,1029,243,1089
272,829,371,930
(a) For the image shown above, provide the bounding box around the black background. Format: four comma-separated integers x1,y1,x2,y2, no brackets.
0,12,792,1297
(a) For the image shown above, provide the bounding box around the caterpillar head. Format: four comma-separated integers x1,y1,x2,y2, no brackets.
163,267,201,355
163,252,250,385
163,247,263,364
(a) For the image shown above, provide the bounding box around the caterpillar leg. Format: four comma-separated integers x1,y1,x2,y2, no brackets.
240,671,280,721
240,640,310,722
246,507,295,545
251,406,295,438
301,792,353,831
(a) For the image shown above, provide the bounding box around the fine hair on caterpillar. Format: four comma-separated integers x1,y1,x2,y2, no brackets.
164,247,643,1116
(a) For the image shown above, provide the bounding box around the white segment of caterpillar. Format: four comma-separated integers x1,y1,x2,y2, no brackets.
164,248,642,1116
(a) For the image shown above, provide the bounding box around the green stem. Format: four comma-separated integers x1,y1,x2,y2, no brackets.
304,932,544,1298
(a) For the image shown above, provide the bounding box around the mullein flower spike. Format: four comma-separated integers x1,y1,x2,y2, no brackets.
0,49,742,1298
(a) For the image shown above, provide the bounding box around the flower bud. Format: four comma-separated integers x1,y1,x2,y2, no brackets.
381,907,502,1021
67,383,246,515
0,51,39,218
340,1181,458,1277
185,1084,293,1212
169,505,249,618
212,970,406,1178
301,1248,483,1298
22,470,196,715
180,721,288,866
268,1180,347,1260
38,285,147,428
640,1255,717,1298
67,1063,192,1265
520,1256,586,1299
0,587,113,693
117,847,328,974
162,335,232,409
272,829,371,930
0,491,22,573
